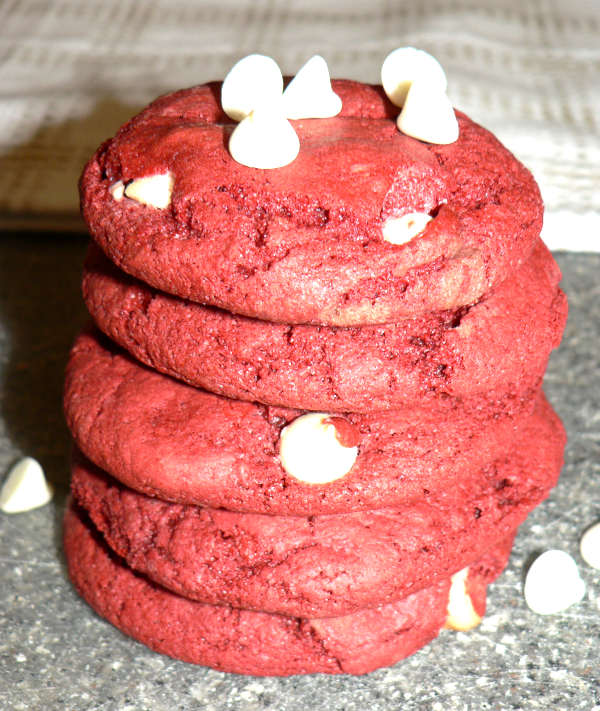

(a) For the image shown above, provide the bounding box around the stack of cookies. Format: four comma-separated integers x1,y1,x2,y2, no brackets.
63,51,567,675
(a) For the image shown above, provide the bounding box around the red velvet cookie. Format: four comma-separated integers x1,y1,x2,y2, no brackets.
83,240,566,412
80,80,542,326
64,503,514,676
70,432,558,617
64,330,565,516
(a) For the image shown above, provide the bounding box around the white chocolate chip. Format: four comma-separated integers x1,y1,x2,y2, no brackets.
221,54,284,122
381,47,447,108
382,211,432,245
278,413,359,484
124,172,174,209
580,522,600,569
228,103,300,169
0,457,53,513
282,55,342,120
396,82,459,145
109,180,124,201
445,567,482,631
524,550,586,615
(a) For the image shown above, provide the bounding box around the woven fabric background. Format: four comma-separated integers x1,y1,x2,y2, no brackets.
0,0,598,249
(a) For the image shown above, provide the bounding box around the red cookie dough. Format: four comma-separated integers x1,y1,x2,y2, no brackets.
80,80,542,326
71,435,557,617
83,240,566,412
64,503,514,675
64,330,565,516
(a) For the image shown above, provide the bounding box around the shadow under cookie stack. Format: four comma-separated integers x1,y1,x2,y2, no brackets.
63,51,567,676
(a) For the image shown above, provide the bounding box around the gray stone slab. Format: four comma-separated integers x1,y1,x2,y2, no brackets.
1,235,599,711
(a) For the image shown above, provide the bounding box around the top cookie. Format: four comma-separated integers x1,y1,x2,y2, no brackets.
80,80,542,326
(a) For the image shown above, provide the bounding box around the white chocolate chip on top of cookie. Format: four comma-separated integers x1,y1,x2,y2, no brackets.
221,54,284,122
381,47,447,108
445,567,482,631
1,457,53,514
124,172,174,209
382,211,432,245
279,413,359,484
229,103,300,169
524,550,586,615
282,55,342,119
396,82,459,145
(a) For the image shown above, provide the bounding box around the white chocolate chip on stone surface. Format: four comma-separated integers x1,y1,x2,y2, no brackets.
445,567,482,631
396,82,459,145
278,413,359,484
580,522,600,569
381,47,447,108
124,173,174,209
221,54,284,122
282,55,342,120
229,104,300,169
382,211,432,245
109,180,124,201
524,550,586,615
0,457,53,514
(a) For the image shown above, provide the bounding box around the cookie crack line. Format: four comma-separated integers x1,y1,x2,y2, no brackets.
303,620,345,673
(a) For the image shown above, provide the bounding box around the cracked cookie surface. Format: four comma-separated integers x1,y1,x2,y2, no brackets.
80,80,542,326
70,435,558,617
83,240,566,412
64,503,514,675
64,330,565,516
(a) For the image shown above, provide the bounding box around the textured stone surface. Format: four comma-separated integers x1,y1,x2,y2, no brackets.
1,234,599,709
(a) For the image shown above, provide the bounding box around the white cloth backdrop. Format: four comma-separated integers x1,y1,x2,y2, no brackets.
0,0,598,250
